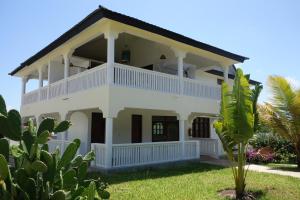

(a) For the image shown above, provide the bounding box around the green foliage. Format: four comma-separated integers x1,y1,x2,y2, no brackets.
249,132,296,164
213,68,261,198
0,95,109,199
259,76,300,168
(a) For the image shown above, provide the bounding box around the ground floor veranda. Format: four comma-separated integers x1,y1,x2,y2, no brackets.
24,107,222,169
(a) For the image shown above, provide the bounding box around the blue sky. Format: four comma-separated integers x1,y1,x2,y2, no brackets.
1,0,300,110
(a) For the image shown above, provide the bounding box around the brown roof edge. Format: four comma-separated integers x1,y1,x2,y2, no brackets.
9,5,249,76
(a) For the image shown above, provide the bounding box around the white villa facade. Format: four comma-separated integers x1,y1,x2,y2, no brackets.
10,6,255,169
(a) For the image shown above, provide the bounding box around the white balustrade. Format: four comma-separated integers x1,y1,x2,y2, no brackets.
184,140,200,159
40,86,48,101
197,138,219,158
91,143,106,168
48,79,65,99
67,64,107,94
114,63,180,94
183,78,221,99
22,63,221,106
22,90,39,105
111,141,199,168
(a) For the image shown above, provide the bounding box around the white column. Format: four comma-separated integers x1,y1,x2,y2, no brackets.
21,77,27,95
21,77,28,105
173,49,186,95
63,50,73,95
104,31,118,85
60,112,68,152
105,117,113,168
47,61,51,99
223,65,229,83
179,118,186,158
38,68,43,100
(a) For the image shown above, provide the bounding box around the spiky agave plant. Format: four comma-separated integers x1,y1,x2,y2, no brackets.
213,68,261,198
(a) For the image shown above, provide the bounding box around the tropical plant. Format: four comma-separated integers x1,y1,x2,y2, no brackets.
249,132,296,164
259,76,300,168
213,68,262,199
0,95,109,199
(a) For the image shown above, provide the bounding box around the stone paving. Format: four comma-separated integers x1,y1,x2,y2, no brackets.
200,156,300,178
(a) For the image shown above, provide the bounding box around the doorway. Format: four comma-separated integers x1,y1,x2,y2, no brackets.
91,112,106,143
131,115,142,143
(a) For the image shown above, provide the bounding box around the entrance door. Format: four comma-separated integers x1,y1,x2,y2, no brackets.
131,115,142,143
91,113,105,143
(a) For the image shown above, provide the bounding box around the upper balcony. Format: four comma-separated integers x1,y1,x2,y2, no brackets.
18,29,232,116
22,62,221,106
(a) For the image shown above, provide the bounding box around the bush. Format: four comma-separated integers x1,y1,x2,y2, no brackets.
249,132,296,164
0,95,109,199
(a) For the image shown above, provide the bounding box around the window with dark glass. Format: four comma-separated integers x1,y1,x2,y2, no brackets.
192,117,210,138
152,116,179,142
217,79,223,85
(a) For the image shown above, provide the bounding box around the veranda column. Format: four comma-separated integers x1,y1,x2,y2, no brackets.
179,117,186,158
105,117,113,168
173,49,186,95
63,50,73,95
38,67,43,100
223,65,229,83
21,76,28,105
47,60,51,99
60,112,68,152
104,31,118,85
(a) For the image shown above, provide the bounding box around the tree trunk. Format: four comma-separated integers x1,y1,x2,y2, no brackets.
235,143,246,199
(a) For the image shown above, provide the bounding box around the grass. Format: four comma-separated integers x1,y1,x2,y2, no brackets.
266,163,300,172
89,162,300,200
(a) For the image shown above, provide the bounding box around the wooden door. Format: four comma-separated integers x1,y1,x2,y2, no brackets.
91,113,105,143
131,115,142,143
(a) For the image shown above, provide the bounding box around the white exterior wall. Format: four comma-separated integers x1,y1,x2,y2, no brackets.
113,109,179,144
68,112,89,153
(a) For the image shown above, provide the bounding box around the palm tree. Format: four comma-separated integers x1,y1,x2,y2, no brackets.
259,76,300,168
214,68,261,198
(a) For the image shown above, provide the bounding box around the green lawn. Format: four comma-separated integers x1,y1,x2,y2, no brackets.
89,162,300,200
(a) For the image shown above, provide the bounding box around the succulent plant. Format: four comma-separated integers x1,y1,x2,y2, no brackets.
0,95,109,200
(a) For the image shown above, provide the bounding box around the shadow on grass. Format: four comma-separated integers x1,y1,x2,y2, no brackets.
89,161,226,185
221,189,267,200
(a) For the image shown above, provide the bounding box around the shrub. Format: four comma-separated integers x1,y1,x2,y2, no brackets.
249,132,296,164
0,95,109,200
246,149,274,163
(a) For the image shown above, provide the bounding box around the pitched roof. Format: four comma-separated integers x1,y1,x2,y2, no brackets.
9,6,248,75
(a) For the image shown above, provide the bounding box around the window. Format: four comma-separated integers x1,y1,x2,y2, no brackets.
192,117,210,138
217,79,224,85
152,116,179,142
153,122,164,135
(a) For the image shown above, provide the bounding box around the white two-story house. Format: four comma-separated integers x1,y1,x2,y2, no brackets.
10,6,257,169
